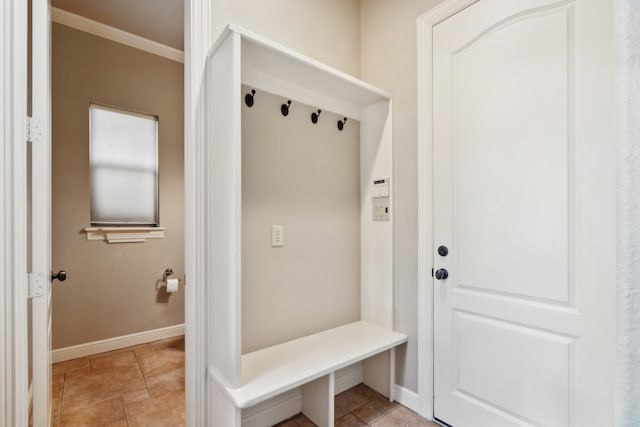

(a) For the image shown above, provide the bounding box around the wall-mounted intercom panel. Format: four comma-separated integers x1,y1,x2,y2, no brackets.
372,177,390,221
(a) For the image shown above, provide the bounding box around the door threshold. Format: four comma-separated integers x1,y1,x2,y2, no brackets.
434,417,453,427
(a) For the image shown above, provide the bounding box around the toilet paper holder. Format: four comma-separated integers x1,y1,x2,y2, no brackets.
158,268,181,292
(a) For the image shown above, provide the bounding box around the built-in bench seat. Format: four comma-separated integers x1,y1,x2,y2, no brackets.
208,321,408,410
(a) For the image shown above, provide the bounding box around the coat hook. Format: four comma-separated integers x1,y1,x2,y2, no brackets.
281,100,292,117
244,89,256,107
311,109,322,124
337,117,348,131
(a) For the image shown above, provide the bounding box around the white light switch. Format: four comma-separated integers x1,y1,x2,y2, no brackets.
373,201,390,221
271,225,284,247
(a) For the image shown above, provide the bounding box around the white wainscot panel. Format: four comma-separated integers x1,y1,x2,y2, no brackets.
455,310,573,427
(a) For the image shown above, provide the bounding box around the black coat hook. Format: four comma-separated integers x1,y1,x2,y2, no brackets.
244,89,256,107
337,117,348,131
311,109,322,124
281,100,292,117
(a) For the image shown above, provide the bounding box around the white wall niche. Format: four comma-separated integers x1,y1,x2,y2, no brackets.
205,24,404,427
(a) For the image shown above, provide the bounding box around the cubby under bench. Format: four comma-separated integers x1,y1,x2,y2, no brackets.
208,321,407,427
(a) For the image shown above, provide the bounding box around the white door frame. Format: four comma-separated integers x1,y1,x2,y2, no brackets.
416,0,479,419
184,0,213,425
1,0,29,425
615,0,640,423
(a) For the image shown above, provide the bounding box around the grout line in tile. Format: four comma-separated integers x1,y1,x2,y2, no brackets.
56,373,66,426
350,405,373,426
134,352,154,398
377,405,400,421
121,395,132,427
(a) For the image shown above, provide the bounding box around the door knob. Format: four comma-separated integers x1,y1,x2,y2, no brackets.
51,270,67,282
434,268,449,280
438,245,449,256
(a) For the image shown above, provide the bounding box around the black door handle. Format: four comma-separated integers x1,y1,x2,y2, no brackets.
434,268,449,280
51,270,67,282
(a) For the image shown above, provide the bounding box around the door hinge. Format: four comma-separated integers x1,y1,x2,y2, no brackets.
26,116,41,143
27,272,44,298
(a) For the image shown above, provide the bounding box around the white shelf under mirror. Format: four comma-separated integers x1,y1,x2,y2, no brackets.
83,226,165,243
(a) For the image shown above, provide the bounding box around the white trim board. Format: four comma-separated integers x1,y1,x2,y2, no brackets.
51,324,185,363
334,363,363,395
393,384,419,413
241,389,301,427
416,0,479,420
1,0,29,425
185,0,212,424
83,226,166,243
50,7,184,63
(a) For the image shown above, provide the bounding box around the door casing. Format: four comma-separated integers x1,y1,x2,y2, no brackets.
417,0,481,419
0,0,29,425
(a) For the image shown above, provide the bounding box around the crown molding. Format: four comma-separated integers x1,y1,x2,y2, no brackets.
51,7,184,63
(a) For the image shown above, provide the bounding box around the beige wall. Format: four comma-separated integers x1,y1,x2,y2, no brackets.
51,23,184,349
214,0,363,353
242,87,361,353
361,0,445,392
212,0,361,78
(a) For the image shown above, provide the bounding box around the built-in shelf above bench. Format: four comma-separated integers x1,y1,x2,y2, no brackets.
208,321,408,409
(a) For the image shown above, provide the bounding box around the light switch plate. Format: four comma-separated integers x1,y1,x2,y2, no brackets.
373,201,390,221
271,225,284,247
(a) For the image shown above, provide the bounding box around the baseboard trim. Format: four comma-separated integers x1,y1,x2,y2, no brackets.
393,384,419,413
334,362,363,394
242,389,301,427
52,324,185,363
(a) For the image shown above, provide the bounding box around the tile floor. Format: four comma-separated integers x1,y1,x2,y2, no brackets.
51,336,185,427
52,338,436,427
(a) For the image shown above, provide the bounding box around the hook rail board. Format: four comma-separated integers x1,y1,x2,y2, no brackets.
205,24,397,427
208,24,390,121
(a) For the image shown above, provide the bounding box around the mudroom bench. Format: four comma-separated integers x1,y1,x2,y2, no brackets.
208,321,407,426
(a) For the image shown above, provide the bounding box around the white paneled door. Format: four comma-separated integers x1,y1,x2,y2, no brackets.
432,1,615,426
